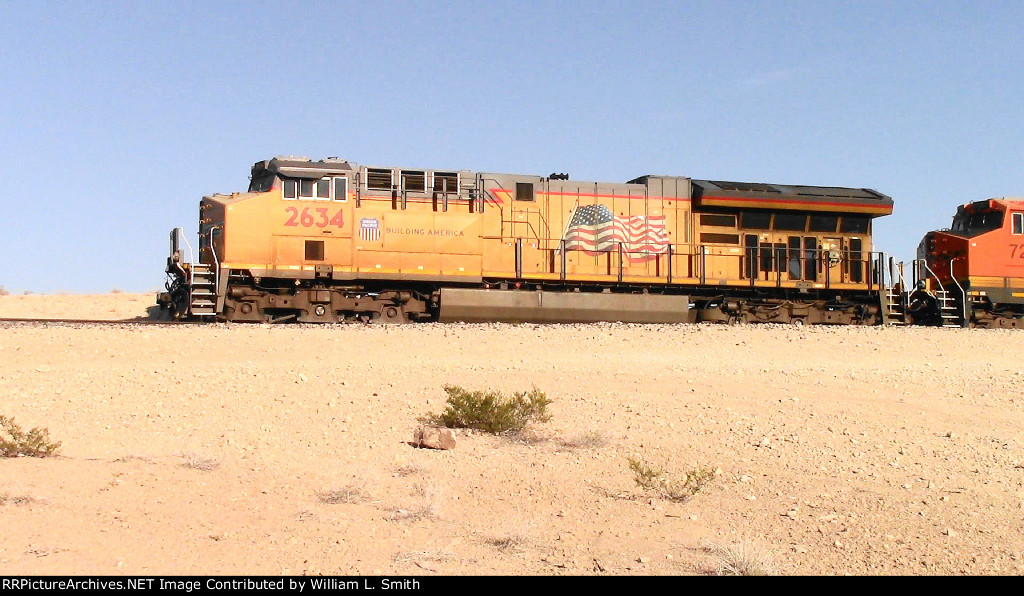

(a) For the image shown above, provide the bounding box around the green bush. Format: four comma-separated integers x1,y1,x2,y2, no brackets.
433,385,551,434
0,416,62,458
628,456,714,502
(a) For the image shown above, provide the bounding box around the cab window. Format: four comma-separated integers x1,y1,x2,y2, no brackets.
840,216,869,234
951,211,1003,236
1013,212,1023,235
283,177,348,201
334,177,348,202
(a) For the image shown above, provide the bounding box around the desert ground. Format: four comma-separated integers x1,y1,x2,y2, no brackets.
1,292,1023,576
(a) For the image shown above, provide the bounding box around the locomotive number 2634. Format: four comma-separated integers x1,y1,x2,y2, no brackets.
284,207,345,228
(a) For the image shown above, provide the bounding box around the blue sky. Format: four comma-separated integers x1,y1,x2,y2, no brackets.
1,1,1022,293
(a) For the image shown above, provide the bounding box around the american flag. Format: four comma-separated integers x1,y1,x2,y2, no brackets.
359,217,380,242
562,204,669,262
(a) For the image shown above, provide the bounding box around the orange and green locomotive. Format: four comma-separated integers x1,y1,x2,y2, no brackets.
158,156,895,324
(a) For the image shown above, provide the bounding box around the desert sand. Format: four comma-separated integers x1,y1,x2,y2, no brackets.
1,292,1023,575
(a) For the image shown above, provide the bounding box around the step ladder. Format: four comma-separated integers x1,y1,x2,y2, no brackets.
883,287,908,325
935,290,963,328
188,263,218,318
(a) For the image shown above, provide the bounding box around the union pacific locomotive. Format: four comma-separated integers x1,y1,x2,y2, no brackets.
913,197,1024,328
158,156,902,325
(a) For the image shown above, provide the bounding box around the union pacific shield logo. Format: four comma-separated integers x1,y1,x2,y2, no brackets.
360,218,380,242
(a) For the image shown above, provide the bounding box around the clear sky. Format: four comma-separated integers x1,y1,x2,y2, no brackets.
1,1,1022,293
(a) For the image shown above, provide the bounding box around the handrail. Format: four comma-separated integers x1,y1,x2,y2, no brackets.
949,257,968,323
887,255,907,291
521,239,883,287
553,198,581,256
179,228,195,267
207,225,221,298
475,175,508,235
915,258,946,294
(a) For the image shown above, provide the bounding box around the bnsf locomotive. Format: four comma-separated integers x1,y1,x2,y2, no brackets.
158,156,902,325
913,197,1024,328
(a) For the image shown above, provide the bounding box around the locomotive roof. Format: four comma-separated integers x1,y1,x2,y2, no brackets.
690,179,894,216
254,156,355,179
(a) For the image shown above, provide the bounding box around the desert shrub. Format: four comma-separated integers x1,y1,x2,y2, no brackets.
0,492,37,506
393,462,426,477
179,452,220,471
390,480,443,521
485,514,536,553
0,286,8,296
628,456,714,502
0,416,61,457
559,430,610,450
433,385,551,434
392,550,455,565
317,480,370,504
705,541,776,576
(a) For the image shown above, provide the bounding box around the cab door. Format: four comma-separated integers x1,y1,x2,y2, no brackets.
823,237,844,286
786,236,819,284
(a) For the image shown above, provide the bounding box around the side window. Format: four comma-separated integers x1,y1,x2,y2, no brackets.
515,182,535,202
1013,212,1023,235
305,240,324,261
315,178,331,200
401,170,426,192
366,168,393,191
333,176,348,202
840,216,869,234
433,172,459,194
787,237,802,278
699,233,740,244
809,214,838,233
804,237,817,280
743,234,759,278
773,213,807,232
740,211,771,230
700,214,736,227
848,238,863,283
283,176,346,201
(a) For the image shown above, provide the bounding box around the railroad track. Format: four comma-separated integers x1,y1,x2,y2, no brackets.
0,317,197,326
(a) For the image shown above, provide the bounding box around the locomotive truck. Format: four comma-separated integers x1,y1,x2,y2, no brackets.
158,156,898,325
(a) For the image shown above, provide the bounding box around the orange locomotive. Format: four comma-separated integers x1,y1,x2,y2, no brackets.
158,156,895,324
914,197,1024,328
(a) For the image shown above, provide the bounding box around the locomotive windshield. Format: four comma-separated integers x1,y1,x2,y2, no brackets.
249,169,277,192
950,210,1003,236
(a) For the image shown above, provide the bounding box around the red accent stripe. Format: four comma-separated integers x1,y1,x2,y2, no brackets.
700,195,892,214
490,188,688,203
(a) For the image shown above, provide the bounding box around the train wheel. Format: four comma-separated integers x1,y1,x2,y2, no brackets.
377,305,408,324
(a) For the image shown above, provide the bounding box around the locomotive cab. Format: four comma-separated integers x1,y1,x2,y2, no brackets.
916,198,1024,327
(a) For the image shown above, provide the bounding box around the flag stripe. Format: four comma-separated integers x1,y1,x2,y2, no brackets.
561,205,668,262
